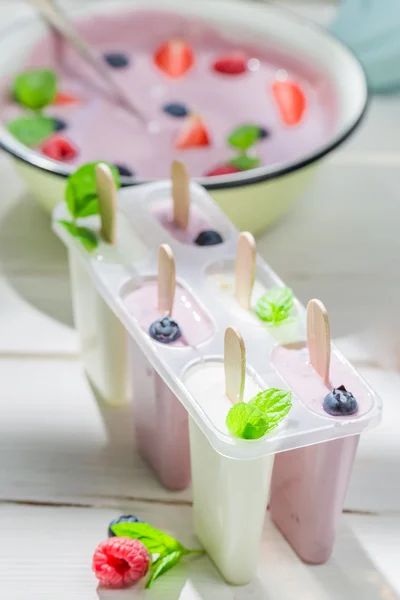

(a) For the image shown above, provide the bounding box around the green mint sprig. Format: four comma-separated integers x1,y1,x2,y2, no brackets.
66,161,120,219
255,287,294,326
226,125,263,172
226,388,292,440
6,115,55,147
58,161,120,253
227,125,261,152
111,522,204,588
12,68,57,111
58,220,98,252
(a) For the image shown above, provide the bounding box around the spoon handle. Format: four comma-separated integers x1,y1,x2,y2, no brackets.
28,0,146,123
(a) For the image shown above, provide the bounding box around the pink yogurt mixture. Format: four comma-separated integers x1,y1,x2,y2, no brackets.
152,198,213,244
1,9,336,178
271,343,374,418
122,279,213,346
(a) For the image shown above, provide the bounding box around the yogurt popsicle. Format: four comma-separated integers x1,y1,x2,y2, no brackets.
151,161,224,246
185,329,275,585
121,245,214,490
69,165,147,406
269,300,371,563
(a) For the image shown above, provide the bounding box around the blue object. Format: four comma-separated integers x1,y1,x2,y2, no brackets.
149,317,182,344
104,52,130,68
194,230,224,246
258,126,270,140
108,515,143,537
323,385,358,416
114,164,135,177
52,118,67,132
330,0,400,93
163,102,189,117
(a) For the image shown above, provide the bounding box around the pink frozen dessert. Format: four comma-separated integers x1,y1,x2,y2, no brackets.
1,9,336,178
121,279,213,490
269,342,374,564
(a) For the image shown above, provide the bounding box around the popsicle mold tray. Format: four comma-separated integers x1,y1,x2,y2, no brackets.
53,180,381,461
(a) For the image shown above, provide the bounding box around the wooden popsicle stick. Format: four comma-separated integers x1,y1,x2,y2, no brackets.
234,232,256,310
171,160,190,230
158,244,176,316
95,162,117,244
224,327,246,404
307,299,331,385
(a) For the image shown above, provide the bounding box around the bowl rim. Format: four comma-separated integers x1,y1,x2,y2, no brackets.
0,2,369,190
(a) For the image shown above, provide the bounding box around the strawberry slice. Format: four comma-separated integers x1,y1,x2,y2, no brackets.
175,114,210,150
41,135,78,161
53,91,79,106
205,164,240,176
154,39,194,78
212,52,247,75
272,80,306,126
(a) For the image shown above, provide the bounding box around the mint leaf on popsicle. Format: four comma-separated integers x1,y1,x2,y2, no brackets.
58,220,98,252
6,115,55,146
228,155,261,171
226,402,268,440
255,286,294,326
66,161,120,219
12,68,58,110
249,388,292,433
226,387,292,439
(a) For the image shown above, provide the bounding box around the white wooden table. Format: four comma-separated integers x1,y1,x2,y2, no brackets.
1,2,400,599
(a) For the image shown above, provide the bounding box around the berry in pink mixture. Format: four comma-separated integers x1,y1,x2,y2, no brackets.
41,135,78,161
92,537,150,588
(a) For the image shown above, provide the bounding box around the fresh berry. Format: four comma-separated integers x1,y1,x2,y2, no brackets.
108,515,143,537
115,164,135,177
104,52,130,68
154,39,194,78
205,164,240,177
52,91,79,106
323,385,358,417
258,126,270,140
41,135,78,161
272,80,306,126
52,117,67,132
163,102,189,118
92,537,150,588
194,230,224,246
212,52,247,75
175,114,210,150
149,317,182,344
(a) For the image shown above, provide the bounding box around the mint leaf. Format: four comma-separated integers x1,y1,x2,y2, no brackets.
111,522,183,555
58,220,98,252
13,69,57,110
146,551,182,589
255,287,294,326
228,155,261,171
227,125,260,151
226,402,269,440
7,115,54,146
249,388,292,434
66,161,120,219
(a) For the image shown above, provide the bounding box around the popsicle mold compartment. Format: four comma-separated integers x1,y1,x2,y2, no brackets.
53,177,382,460
57,211,149,407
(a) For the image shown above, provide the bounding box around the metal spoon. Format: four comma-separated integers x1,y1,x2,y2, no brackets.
28,0,146,123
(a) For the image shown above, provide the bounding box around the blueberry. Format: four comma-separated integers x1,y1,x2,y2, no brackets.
194,230,224,246
258,126,270,140
149,316,182,344
104,52,130,68
108,515,143,537
163,102,189,118
52,118,67,132
323,385,358,416
115,163,135,177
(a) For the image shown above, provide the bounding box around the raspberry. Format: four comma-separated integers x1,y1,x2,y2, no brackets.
92,537,150,588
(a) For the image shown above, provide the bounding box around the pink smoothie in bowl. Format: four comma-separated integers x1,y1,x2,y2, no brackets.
0,8,338,180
